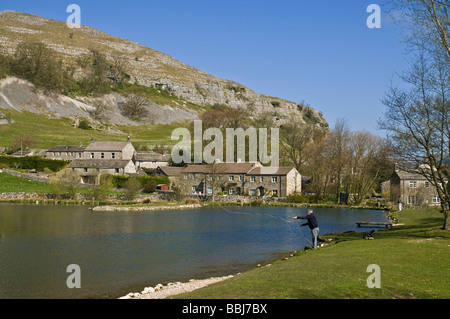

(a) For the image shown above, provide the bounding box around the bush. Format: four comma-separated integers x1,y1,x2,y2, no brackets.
123,178,142,201
142,180,157,193
0,155,69,172
185,198,200,204
111,175,169,188
78,119,91,130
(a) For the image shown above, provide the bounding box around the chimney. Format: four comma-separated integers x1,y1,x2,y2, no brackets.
394,163,399,173
90,137,95,144
127,135,131,143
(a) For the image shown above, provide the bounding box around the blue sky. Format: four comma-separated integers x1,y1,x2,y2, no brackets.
0,0,410,136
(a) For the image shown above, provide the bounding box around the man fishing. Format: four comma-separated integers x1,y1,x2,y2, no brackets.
293,209,319,249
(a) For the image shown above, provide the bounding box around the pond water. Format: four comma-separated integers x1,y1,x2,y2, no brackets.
0,204,389,299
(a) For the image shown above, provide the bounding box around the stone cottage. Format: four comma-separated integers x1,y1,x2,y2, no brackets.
174,161,301,198
390,169,442,207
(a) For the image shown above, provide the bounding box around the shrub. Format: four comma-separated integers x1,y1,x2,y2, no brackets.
78,119,91,130
142,180,157,193
0,155,69,172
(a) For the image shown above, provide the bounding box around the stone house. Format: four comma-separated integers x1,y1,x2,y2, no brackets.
53,137,138,185
175,161,301,198
46,145,86,160
390,169,442,207
135,151,170,170
69,159,136,185
82,138,135,161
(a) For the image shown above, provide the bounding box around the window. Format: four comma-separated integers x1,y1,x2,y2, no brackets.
433,196,441,204
272,189,278,196
207,187,213,194
249,189,256,196
208,175,213,181
192,186,196,192
272,176,278,183
84,168,88,173
101,153,105,159
229,187,235,195
250,176,255,182
78,153,82,158
91,153,95,159
409,181,417,188
260,176,264,182
407,196,417,205
239,175,242,181
115,168,120,173
184,174,189,179
192,173,196,179
112,153,115,159
229,175,234,181
425,182,430,188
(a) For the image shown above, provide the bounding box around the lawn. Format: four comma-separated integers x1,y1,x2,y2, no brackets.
174,209,450,299
0,172,53,193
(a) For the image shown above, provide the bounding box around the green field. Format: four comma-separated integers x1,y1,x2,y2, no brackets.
174,209,450,299
0,172,53,193
0,109,188,149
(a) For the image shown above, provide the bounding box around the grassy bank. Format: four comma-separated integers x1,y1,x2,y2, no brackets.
173,209,450,299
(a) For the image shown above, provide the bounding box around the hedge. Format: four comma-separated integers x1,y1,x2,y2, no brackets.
0,155,70,172
111,175,170,188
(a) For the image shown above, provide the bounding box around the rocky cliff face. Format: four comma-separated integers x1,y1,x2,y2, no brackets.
0,10,328,128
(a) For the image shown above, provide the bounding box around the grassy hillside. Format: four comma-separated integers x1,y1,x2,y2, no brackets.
0,109,188,149
174,209,450,299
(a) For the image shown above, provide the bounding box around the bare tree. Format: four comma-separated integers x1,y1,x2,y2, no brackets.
121,94,149,119
280,118,321,174
380,0,450,230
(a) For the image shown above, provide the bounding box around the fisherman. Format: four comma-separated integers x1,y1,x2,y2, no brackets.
293,209,320,249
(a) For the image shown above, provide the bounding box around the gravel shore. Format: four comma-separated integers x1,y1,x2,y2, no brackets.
118,275,234,299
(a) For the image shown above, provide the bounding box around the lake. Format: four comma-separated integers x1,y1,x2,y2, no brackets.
0,203,389,299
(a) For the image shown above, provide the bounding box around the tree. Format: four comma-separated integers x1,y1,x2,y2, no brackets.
79,49,110,95
12,41,69,92
123,178,142,201
280,118,321,174
380,0,450,230
121,94,149,119
90,174,113,204
109,52,130,84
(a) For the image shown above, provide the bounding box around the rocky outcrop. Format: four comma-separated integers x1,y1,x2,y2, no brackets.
0,10,328,128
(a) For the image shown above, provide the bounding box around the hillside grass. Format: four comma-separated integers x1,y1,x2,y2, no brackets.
0,109,187,148
0,172,53,193
174,209,450,299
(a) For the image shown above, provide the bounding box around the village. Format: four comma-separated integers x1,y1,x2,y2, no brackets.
0,135,443,209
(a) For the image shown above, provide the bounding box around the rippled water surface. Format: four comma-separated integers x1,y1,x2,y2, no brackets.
0,204,388,298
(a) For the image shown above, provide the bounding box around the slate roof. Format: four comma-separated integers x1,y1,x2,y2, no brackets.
69,159,132,169
135,152,170,162
84,141,130,152
182,162,257,174
247,166,296,176
47,145,86,152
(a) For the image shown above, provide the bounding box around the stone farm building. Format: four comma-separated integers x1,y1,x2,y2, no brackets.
389,169,443,207
172,161,301,198
45,137,134,185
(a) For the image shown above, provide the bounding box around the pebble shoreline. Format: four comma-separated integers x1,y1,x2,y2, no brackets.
118,275,235,299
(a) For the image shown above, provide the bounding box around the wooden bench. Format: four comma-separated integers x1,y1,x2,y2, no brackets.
356,222,393,229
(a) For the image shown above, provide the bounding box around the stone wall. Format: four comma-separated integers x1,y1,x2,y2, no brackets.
1,168,49,183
